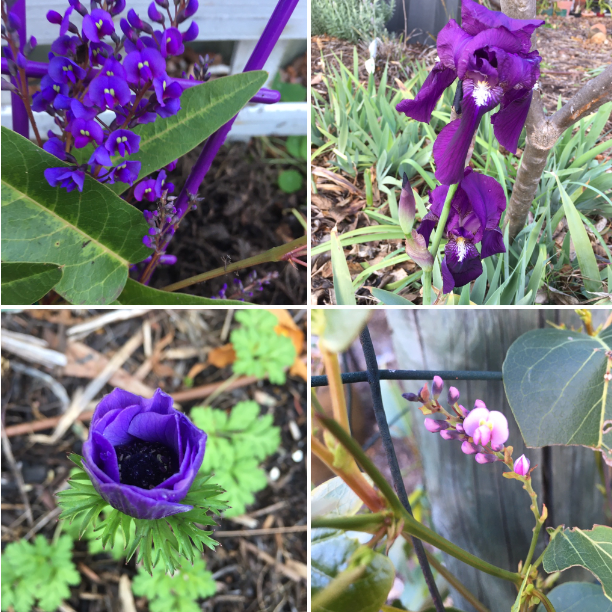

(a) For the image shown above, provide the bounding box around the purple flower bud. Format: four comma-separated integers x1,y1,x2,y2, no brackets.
402,392,420,402
514,455,530,477
424,418,449,433
432,376,444,399
165,159,178,172
448,386,460,404
475,453,499,465
16,53,27,69
440,429,463,440
474,399,487,410
8,12,22,32
398,173,416,235
184,0,199,18
419,384,430,404
143,235,153,248
47,10,63,24
43,137,69,161
458,404,469,417
405,230,434,273
155,0,169,7
148,2,164,23
160,254,177,265
148,227,160,235
111,0,127,16
1,78,17,93
456,422,464,433
182,21,199,42
461,440,478,455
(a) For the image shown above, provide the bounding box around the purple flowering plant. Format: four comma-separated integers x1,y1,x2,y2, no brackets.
57,387,228,574
1,0,304,306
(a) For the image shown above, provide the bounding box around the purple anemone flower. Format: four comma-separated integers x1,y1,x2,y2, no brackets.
44,166,85,192
88,58,132,109
82,388,207,520
105,129,141,157
82,9,115,42
417,167,506,293
159,27,184,58
48,56,86,85
396,0,543,185
124,47,166,85
71,118,104,148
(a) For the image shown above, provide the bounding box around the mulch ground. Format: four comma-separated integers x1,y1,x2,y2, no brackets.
310,17,612,305
1,309,307,612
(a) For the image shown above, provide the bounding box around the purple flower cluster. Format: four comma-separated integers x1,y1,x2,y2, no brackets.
24,0,200,196
212,270,280,301
403,376,510,465
397,0,543,186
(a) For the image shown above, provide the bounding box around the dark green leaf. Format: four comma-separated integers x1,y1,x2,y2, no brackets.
116,278,251,305
1,128,150,305
537,582,612,612
543,527,612,600
371,287,415,305
503,328,612,457
1,262,62,304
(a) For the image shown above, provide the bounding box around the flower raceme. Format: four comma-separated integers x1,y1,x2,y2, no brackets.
396,0,543,185
82,388,206,520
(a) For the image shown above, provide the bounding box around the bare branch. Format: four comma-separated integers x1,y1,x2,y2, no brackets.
552,63,612,132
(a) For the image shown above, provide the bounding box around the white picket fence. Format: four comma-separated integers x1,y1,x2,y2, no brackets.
1,0,307,139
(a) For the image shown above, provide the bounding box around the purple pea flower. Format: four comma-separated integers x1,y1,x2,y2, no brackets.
159,27,184,58
396,0,543,185
43,137,69,161
81,388,207,520
44,166,86,192
134,177,161,202
514,454,530,476
184,0,199,18
182,21,199,42
48,56,86,85
148,2,165,23
82,9,115,42
88,58,131,109
155,97,181,118
463,402,509,448
32,76,69,112
418,167,506,293
105,129,141,157
71,118,104,148
124,47,166,85
60,6,74,37
89,41,114,66
153,74,182,107
105,160,141,185
47,10,63,24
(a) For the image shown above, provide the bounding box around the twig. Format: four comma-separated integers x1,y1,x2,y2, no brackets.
214,525,307,537
172,375,260,402
23,506,62,541
1,330,67,368
359,325,445,612
66,309,151,339
241,540,305,582
4,409,95,437
1,425,33,526
9,362,70,411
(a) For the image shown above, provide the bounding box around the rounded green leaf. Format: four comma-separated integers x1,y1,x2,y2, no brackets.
1,128,150,305
537,582,612,612
503,327,612,457
1,262,62,304
278,169,304,193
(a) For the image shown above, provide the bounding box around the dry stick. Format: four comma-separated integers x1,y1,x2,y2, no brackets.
359,325,445,612
214,525,307,537
1,425,33,526
500,1,612,240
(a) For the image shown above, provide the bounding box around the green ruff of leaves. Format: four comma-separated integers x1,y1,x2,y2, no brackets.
190,401,281,516
132,555,217,612
1,535,81,612
231,310,296,384
57,455,228,574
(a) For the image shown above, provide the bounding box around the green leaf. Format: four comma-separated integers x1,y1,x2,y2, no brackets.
371,287,415,305
503,327,612,457
312,308,372,353
331,228,357,305
537,582,612,612
1,262,62,304
1,128,150,305
278,169,304,193
311,476,370,518
550,173,602,294
116,278,249,305
286,135,308,160
543,526,612,601
312,534,395,612
84,72,268,193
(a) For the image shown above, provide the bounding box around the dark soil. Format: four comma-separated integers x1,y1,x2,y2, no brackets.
1,309,307,612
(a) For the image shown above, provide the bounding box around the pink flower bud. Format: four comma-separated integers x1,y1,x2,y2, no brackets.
474,399,487,410
420,383,430,404
398,173,415,235
458,404,469,417
432,376,444,399
514,454,530,476
448,386,460,404
456,422,464,433
424,418,448,433
440,429,463,440
461,441,478,455
475,453,499,464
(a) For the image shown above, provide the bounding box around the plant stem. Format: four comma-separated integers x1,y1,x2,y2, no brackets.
321,347,350,432
158,236,306,292
359,325,445,612
316,414,522,585
204,372,240,406
421,183,459,303
311,565,367,611
140,0,299,285
532,588,555,612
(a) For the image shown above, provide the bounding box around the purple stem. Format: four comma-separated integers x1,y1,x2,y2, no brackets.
0,58,281,104
140,0,299,284
9,0,28,137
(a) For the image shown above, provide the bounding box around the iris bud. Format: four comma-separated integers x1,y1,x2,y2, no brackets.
398,173,416,235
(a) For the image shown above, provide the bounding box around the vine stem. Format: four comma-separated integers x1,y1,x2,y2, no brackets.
422,183,459,304
532,588,555,612
359,325,445,612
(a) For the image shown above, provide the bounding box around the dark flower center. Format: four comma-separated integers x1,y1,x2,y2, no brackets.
115,440,178,489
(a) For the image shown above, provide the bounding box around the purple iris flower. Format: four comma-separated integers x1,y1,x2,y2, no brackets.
105,129,140,157
71,118,104,148
32,76,68,112
83,9,115,42
396,0,543,185
159,27,184,58
48,56,86,85
418,167,506,293
81,388,207,520
44,166,86,192
105,160,141,185
88,58,131,109
124,47,166,85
